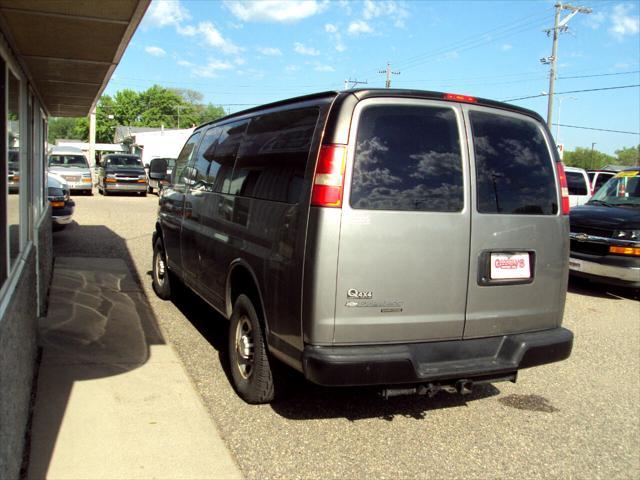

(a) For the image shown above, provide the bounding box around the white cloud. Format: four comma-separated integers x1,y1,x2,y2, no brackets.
585,11,605,30
224,0,327,23
285,65,300,73
609,4,640,39
191,59,234,78
314,64,335,72
294,42,320,55
177,60,194,67
257,46,283,56
348,20,373,35
146,0,191,27
363,0,408,28
325,23,346,52
325,23,337,33
235,57,246,65
501,44,512,51
145,46,166,57
196,22,242,54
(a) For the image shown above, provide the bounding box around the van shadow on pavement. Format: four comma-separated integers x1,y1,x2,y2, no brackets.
27,225,165,479
168,280,501,422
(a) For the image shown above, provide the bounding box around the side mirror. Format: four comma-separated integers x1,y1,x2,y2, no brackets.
149,158,168,180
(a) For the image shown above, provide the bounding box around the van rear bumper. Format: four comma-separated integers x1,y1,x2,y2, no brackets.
302,327,573,387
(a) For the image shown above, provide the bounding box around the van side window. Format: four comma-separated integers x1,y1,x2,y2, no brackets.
350,105,463,212
211,121,248,193
187,127,222,192
470,111,557,215
230,107,318,203
566,172,588,196
174,132,202,190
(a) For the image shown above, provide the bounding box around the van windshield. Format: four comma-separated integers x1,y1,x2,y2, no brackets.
49,155,89,168
106,156,143,167
589,172,640,207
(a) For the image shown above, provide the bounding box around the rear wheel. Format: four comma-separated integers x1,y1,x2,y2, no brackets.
229,294,274,404
152,238,172,299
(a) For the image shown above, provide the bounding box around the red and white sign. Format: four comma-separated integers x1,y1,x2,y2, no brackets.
490,253,531,280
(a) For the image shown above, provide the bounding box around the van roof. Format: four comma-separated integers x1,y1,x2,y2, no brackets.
195,88,544,132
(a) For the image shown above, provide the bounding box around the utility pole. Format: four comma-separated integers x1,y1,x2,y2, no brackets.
343,78,368,90
541,3,591,128
378,62,400,88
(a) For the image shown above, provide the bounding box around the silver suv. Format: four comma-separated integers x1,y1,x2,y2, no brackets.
151,89,573,404
48,146,93,195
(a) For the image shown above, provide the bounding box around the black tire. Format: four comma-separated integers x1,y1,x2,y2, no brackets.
141,191,147,197
103,185,109,196
148,185,153,194
152,238,172,299
229,294,274,404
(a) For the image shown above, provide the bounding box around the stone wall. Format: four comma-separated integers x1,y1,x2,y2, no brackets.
0,247,38,480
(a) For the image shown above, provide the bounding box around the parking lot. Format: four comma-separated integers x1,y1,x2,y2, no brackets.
52,193,639,479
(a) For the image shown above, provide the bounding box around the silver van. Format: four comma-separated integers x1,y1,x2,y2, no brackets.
150,89,573,404
48,145,93,194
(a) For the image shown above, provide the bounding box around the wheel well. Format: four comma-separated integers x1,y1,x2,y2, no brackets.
228,266,266,331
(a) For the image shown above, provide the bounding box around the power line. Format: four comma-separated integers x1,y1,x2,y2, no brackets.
552,123,639,135
503,84,640,102
558,70,640,80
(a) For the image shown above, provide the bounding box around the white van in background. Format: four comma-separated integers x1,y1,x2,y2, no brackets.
564,166,590,207
48,146,93,195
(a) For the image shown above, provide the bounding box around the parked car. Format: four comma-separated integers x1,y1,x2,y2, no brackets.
48,146,93,195
97,154,147,196
47,172,75,227
564,166,590,207
8,149,19,193
569,168,640,288
147,157,176,194
587,169,616,196
150,89,573,404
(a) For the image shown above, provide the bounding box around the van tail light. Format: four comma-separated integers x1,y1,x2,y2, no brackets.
556,162,570,214
311,144,347,208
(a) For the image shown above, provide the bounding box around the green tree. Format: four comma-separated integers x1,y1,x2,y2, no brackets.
563,147,615,170
48,117,84,143
615,145,640,166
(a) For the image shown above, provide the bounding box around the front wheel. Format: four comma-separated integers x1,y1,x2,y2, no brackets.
229,295,274,404
152,238,171,299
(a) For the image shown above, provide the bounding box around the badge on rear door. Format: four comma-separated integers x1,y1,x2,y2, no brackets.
347,288,373,299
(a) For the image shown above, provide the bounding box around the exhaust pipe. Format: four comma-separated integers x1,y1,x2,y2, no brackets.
381,380,474,399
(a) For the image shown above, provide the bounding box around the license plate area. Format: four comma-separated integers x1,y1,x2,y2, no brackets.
478,250,535,286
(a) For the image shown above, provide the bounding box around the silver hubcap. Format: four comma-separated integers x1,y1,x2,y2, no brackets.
235,315,254,379
155,250,166,286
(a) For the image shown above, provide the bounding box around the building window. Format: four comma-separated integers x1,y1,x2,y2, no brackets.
7,69,21,270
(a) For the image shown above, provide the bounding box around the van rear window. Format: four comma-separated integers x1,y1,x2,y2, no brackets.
350,105,463,212
470,111,557,215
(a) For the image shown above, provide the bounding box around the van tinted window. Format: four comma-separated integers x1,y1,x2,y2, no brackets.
174,132,202,188
230,108,318,203
470,111,557,215
188,127,222,192
212,121,248,193
350,105,463,212
594,173,614,192
566,171,588,195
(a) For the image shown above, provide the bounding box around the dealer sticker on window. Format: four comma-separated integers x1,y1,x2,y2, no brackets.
490,253,531,280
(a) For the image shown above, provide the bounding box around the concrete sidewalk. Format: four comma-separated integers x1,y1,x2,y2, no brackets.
27,257,242,480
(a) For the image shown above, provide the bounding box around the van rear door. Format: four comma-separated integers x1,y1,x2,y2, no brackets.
463,106,568,339
333,98,470,344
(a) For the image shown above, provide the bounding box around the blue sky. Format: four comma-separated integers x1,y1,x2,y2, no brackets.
106,0,640,155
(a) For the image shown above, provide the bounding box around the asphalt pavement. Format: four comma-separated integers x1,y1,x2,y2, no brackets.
51,192,640,479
